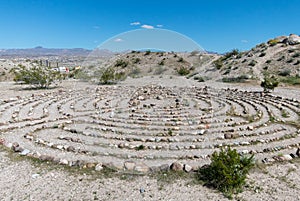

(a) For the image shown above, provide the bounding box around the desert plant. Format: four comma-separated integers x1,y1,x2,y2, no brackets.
213,59,223,69
177,57,184,62
177,67,190,76
100,67,116,84
132,58,141,64
248,60,257,67
10,64,61,89
158,60,165,66
114,59,129,68
267,39,279,46
144,50,151,55
261,74,279,92
278,69,291,77
198,147,254,198
259,52,266,57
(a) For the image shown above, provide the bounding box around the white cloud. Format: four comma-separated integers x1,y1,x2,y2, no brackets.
93,26,100,29
141,24,154,29
156,24,163,28
130,22,141,26
241,39,248,43
114,38,124,42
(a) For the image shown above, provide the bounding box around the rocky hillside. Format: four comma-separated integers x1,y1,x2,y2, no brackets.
213,34,300,81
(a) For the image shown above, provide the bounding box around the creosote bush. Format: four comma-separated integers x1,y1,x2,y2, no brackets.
10,64,61,89
261,74,279,92
198,147,254,198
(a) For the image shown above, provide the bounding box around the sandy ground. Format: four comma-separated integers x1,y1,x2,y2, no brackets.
1,77,300,201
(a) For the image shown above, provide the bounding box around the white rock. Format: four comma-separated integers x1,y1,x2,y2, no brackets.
20,149,30,156
95,163,103,171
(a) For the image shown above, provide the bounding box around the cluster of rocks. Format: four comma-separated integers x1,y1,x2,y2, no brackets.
262,148,300,164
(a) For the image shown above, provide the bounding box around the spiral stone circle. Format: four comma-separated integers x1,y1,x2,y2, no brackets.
1,81,300,173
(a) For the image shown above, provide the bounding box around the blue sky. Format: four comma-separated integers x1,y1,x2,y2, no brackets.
0,0,299,53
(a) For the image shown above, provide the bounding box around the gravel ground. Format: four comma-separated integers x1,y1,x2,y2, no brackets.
1,77,300,201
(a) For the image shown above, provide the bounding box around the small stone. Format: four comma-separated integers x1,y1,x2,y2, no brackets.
170,162,183,171
159,164,170,171
140,188,145,193
247,126,254,130
124,161,136,171
198,129,206,135
59,159,69,165
283,154,293,161
20,149,30,156
67,146,75,152
31,174,40,179
39,155,54,161
134,163,149,173
183,164,192,172
157,95,163,100
95,163,103,171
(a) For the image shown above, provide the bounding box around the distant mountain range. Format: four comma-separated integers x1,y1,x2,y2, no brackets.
0,47,93,57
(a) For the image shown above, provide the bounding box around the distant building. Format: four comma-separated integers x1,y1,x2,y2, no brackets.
53,66,69,74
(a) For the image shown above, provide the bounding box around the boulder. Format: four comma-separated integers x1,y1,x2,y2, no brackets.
170,162,183,171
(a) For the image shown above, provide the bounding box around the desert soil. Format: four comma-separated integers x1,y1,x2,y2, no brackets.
1,76,300,201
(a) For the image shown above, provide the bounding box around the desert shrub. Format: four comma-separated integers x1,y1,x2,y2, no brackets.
222,75,249,83
144,50,151,55
198,147,254,198
277,55,285,61
265,60,272,64
177,67,190,76
10,64,61,89
158,60,165,66
267,39,279,46
287,58,294,63
114,59,129,68
213,59,223,69
132,58,141,64
278,69,291,76
224,49,240,59
177,57,184,62
194,76,205,82
279,76,300,85
100,67,115,84
261,74,279,92
292,52,300,58
294,60,300,65
259,52,266,57
248,60,257,67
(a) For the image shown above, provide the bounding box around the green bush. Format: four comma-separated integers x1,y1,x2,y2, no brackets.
177,57,184,62
261,74,279,92
100,67,116,84
267,39,279,46
114,59,129,68
132,58,141,64
213,59,223,69
10,64,61,89
198,147,254,198
259,52,266,57
278,69,291,76
144,50,151,55
177,67,190,76
248,60,257,67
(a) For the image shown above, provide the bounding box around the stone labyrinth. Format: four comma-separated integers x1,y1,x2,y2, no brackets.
1,84,300,173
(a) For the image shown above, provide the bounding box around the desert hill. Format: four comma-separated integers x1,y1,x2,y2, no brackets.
1,34,300,85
